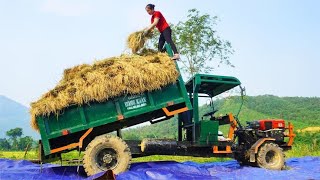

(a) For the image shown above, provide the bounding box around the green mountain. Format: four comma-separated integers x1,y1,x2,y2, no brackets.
1,94,319,141
0,95,39,139
122,95,320,140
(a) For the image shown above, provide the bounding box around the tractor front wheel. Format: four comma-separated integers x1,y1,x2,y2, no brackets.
83,134,131,176
257,142,285,170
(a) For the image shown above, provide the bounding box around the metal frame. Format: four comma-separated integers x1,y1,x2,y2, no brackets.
285,122,295,146
212,114,237,154
50,128,93,154
186,74,241,143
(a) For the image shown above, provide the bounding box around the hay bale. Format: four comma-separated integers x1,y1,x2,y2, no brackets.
127,30,153,54
30,52,179,131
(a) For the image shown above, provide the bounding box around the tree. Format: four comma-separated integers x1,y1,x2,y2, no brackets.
6,127,23,150
3,128,36,151
173,9,233,76
18,136,34,150
6,127,23,139
149,9,234,77
0,138,11,150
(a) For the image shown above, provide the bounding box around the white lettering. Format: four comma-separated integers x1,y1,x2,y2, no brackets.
124,96,147,110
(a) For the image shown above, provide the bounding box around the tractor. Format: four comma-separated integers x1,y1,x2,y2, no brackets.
36,45,295,175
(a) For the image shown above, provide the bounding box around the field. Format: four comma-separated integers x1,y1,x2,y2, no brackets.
0,150,230,165
1,96,319,165
1,138,319,165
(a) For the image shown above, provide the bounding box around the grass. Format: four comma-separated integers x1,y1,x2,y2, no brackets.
133,155,230,163
0,150,230,164
1,146,319,165
285,144,320,158
1,132,318,164
285,133,320,158
0,151,38,160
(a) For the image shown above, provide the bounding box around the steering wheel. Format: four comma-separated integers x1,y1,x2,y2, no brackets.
203,110,218,117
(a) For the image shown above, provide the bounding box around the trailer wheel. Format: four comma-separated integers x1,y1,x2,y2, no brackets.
257,142,284,170
83,134,131,176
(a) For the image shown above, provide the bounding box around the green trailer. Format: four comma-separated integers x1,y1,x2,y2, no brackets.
36,45,295,176
38,73,191,156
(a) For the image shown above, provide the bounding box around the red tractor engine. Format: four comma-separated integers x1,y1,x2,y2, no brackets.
258,119,285,130
246,119,286,142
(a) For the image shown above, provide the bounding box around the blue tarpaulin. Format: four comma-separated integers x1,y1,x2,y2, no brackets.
0,157,319,180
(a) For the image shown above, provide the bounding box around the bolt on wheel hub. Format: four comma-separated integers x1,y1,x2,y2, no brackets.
103,154,113,164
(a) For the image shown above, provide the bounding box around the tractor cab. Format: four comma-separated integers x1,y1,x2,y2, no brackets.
164,43,295,169
179,74,241,151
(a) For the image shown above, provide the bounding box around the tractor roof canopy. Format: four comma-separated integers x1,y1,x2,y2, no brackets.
185,74,241,97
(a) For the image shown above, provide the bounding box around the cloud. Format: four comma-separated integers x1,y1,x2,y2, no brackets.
41,0,92,16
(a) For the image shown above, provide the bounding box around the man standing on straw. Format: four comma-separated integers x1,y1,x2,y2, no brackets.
144,4,180,60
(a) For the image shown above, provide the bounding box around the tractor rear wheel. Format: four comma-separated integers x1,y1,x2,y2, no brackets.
83,134,131,176
257,142,285,170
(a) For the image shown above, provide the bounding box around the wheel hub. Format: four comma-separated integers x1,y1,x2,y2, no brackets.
103,154,113,164
95,148,118,170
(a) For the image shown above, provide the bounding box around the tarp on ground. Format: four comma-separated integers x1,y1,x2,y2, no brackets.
0,157,319,180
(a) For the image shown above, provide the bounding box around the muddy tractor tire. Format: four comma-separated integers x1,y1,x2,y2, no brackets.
234,153,251,166
83,134,132,176
257,142,285,170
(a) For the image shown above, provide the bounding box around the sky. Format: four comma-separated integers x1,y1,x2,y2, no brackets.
0,0,319,106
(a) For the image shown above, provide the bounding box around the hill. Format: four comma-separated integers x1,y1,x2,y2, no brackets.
0,94,319,141
0,95,39,139
122,95,320,139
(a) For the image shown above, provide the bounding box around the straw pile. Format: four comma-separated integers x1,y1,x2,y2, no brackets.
30,29,174,131
30,52,179,131
127,30,153,53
